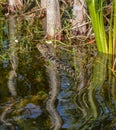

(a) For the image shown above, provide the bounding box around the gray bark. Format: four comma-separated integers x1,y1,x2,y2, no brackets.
8,0,23,12
72,0,86,35
47,0,61,38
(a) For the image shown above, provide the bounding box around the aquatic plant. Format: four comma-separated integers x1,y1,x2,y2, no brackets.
86,0,116,55
85,0,116,120
86,0,108,53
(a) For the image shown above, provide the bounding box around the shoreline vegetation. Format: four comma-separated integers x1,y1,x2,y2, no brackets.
0,0,116,130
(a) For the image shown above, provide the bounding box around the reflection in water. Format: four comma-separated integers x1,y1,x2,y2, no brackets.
8,14,18,97
0,27,116,130
88,53,108,118
0,14,19,129
67,53,116,130
49,52,116,130
57,74,76,129
7,70,17,97
0,48,116,130
46,45,62,130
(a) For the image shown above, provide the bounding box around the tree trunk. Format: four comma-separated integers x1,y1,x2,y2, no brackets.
46,0,62,39
8,0,23,12
41,0,47,31
72,0,86,35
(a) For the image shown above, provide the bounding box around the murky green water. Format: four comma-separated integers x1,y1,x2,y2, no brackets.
0,16,116,130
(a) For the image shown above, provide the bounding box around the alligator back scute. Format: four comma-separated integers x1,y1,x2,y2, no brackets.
37,44,76,80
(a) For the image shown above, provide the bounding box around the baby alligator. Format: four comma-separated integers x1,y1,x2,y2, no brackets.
36,44,77,80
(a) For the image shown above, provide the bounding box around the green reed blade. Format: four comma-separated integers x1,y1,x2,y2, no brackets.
86,0,108,53
113,0,116,55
